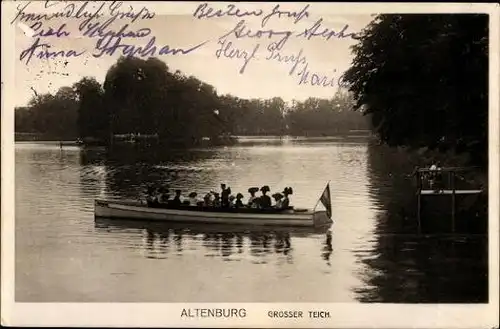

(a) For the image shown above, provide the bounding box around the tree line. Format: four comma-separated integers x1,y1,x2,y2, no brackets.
15,56,369,144
16,13,488,167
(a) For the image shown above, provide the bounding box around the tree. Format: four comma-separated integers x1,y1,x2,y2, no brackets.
102,56,227,145
286,95,369,136
343,14,488,165
15,88,78,139
73,77,106,141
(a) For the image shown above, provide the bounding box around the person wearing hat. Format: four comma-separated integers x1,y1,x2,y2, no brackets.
220,183,232,208
273,192,284,209
247,187,259,208
259,185,272,209
282,187,293,209
188,192,198,206
235,193,244,208
169,189,183,208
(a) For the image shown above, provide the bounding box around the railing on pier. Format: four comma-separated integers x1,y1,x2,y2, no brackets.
414,167,484,233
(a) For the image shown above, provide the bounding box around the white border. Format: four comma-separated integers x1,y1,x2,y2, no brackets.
1,2,499,328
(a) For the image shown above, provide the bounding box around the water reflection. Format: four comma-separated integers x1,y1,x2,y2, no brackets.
237,136,371,147
322,231,334,266
15,140,488,303
94,218,330,266
79,146,218,201
356,143,488,303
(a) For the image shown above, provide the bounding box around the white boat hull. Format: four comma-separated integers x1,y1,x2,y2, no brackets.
94,199,332,227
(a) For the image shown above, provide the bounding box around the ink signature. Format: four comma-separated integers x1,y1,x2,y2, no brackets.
17,0,208,66
296,18,359,41
80,16,152,45
209,3,358,88
19,37,85,65
17,0,358,89
93,36,207,58
219,20,292,51
19,19,207,64
215,39,346,88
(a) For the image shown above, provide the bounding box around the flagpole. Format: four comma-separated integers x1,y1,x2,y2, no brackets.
312,198,321,212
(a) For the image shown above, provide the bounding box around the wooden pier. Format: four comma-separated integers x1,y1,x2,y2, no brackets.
415,167,483,233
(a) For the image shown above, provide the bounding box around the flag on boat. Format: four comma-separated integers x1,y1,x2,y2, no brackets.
320,183,332,219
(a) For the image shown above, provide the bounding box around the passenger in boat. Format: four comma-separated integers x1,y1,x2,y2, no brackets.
188,192,198,206
252,197,261,209
169,189,183,207
152,188,163,205
281,187,293,209
229,195,236,207
212,192,221,207
247,187,259,208
145,187,157,206
158,187,170,205
272,193,284,208
203,193,212,207
235,193,244,208
259,185,272,209
221,184,232,208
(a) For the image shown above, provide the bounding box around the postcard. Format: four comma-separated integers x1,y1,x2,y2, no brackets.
1,1,499,328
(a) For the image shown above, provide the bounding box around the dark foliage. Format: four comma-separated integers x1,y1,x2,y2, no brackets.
16,57,369,143
343,14,488,166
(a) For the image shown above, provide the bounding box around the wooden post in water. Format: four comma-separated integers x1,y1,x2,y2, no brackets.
417,192,421,234
415,167,482,235
416,169,422,234
451,171,456,233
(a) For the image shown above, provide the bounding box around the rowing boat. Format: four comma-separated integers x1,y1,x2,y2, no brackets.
94,184,333,227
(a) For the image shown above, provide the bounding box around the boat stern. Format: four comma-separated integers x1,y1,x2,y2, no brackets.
312,210,333,226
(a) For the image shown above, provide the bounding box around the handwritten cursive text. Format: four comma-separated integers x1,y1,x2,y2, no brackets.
260,4,310,27
297,18,359,41
92,36,207,58
266,46,342,88
12,1,105,25
19,37,85,65
11,1,154,28
193,3,263,20
81,16,152,46
216,39,260,74
31,22,70,38
219,20,292,51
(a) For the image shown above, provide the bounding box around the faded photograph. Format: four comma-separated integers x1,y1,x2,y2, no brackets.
11,1,489,304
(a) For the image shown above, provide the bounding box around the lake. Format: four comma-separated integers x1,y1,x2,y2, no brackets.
14,138,488,302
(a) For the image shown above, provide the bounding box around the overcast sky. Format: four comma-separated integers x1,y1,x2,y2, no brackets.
13,1,374,107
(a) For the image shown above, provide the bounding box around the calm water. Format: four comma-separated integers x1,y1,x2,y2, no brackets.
15,139,488,302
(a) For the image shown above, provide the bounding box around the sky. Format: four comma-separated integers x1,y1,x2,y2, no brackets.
12,1,375,107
